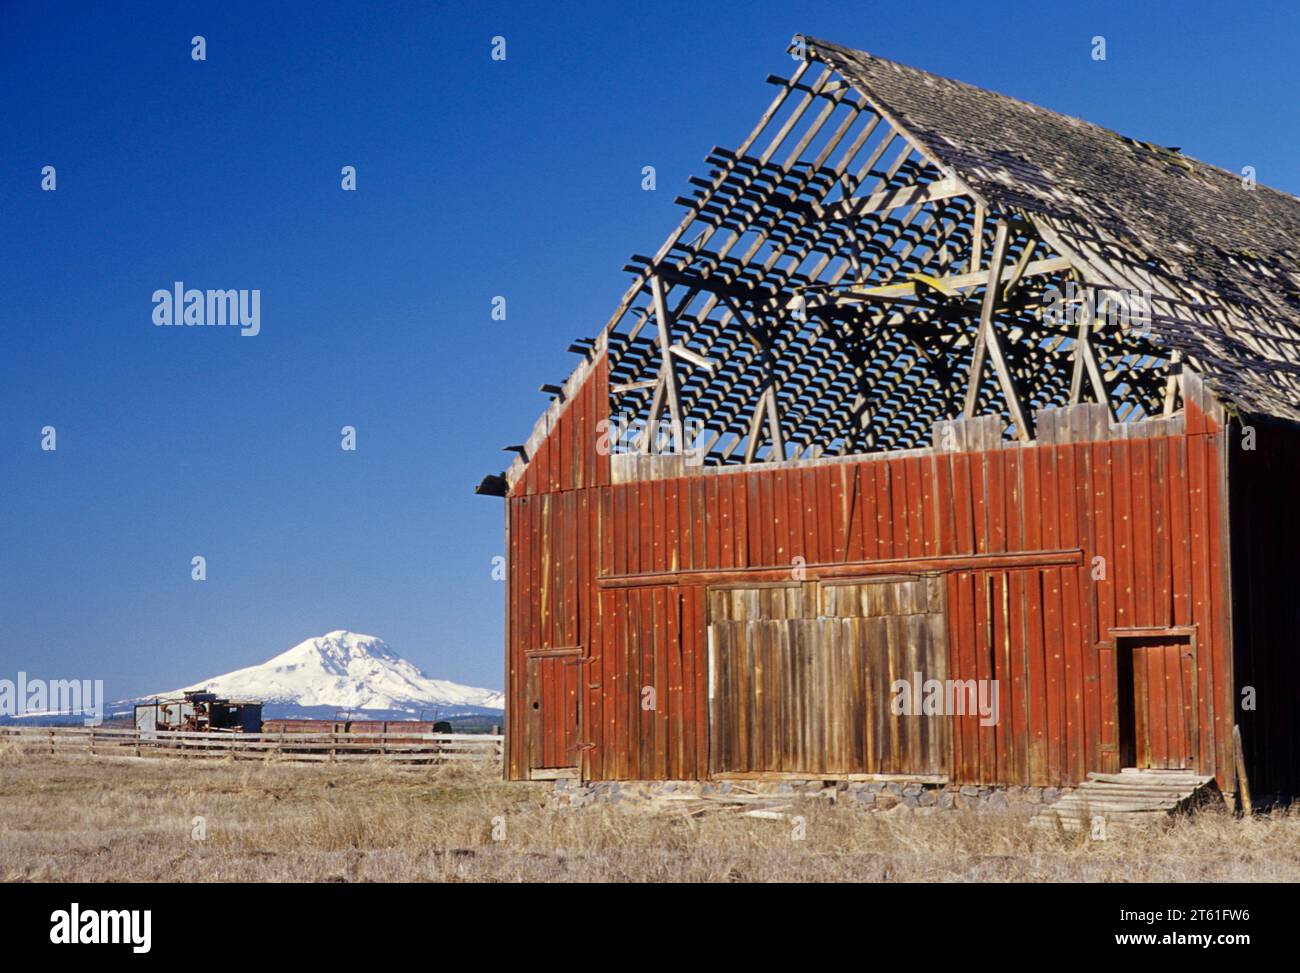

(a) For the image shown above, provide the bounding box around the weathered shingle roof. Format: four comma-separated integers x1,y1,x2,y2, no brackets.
809,37,1300,421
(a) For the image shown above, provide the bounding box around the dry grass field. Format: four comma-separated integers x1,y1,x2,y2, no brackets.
2,744,1299,882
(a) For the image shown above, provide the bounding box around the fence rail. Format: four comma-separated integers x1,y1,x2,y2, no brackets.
0,725,504,765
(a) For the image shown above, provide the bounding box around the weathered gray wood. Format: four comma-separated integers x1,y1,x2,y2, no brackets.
964,223,1023,434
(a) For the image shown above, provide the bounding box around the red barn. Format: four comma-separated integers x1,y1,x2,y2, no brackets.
479,38,1300,804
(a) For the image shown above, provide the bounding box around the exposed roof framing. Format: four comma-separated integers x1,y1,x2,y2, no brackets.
499,37,1300,486
809,39,1300,421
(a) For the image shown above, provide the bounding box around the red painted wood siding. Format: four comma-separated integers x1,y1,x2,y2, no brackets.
505,352,1233,787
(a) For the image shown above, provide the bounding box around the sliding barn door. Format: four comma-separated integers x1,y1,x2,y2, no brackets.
707,578,948,776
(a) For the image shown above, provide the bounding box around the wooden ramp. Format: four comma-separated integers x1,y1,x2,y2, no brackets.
1030,769,1219,833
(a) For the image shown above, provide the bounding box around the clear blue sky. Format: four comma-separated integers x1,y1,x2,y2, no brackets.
2,0,1296,699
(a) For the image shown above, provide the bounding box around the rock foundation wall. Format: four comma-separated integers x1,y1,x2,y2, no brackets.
550,779,1076,811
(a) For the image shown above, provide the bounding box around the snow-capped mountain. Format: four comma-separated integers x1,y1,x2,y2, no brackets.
121,631,503,720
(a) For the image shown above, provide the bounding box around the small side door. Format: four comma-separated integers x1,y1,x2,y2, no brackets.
525,649,582,777
1116,629,1198,770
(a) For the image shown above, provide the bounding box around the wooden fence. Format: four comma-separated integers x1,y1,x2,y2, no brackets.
0,725,504,765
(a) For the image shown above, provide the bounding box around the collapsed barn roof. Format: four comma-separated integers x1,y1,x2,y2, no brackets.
812,40,1300,415
493,37,1300,492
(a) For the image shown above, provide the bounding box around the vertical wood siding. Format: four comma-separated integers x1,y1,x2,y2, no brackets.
706,580,949,776
505,353,1234,787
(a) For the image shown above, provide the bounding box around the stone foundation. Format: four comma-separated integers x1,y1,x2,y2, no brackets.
548,778,1075,812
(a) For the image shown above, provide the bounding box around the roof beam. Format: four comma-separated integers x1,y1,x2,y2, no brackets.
800,256,1072,307
1162,350,1181,416
742,385,786,463
669,343,719,372
644,274,684,453
816,175,965,222
1068,318,1114,420
611,378,657,394
970,202,985,271
963,222,1032,442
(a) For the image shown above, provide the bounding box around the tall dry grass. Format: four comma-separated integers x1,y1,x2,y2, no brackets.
1,750,1297,882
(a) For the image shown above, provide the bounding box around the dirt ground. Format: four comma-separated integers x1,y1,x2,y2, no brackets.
2,747,1298,882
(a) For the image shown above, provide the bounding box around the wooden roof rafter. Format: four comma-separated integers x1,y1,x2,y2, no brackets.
598,51,1107,464
496,36,1300,490
801,37,1300,424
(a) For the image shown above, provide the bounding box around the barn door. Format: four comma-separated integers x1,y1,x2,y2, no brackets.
1116,631,1197,770
524,650,582,775
707,577,948,776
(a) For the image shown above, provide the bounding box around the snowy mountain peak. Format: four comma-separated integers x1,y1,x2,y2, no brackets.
138,631,503,717
271,631,402,674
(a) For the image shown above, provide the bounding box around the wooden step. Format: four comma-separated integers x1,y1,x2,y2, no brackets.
1090,771,1209,783
1078,790,1203,797
1029,767,1219,831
